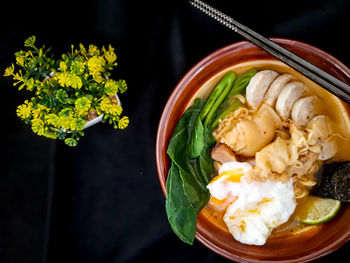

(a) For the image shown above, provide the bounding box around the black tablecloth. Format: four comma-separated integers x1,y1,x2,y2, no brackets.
1,0,349,262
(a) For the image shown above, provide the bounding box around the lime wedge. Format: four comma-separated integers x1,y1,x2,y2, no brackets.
298,196,341,225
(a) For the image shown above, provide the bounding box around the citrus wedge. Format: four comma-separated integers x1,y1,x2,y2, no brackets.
298,196,341,225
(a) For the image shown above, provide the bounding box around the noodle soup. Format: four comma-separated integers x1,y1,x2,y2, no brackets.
157,39,350,262
190,60,350,244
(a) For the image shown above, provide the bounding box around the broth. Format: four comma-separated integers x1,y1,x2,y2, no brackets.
194,60,350,240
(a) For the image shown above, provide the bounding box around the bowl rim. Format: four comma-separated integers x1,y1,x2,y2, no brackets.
155,38,350,262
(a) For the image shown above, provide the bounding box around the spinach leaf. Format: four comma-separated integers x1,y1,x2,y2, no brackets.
165,98,216,245
199,126,216,185
167,99,203,173
190,72,236,159
166,163,197,244
189,117,205,159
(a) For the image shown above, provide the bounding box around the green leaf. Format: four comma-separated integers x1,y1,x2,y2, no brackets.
165,98,215,245
167,99,204,172
64,137,78,147
56,130,67,140
85,94,93,100
67,98,76,104
189,117,204,159
73,118,86,130
199,126,216,185
203,72,236,127
117,79,128,93
228,69,257,98
200,72,236,122
166,162,197,245
212,99,242,129
56,89,68,103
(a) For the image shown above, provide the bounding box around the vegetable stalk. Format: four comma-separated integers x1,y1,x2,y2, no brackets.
228,69,257,99
200,72,236,122
203,72,236,127
211,99,242,129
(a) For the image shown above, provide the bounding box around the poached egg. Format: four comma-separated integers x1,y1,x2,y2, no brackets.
207,161,296,245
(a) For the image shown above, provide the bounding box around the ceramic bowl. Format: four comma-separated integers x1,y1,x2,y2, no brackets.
156,38,350,262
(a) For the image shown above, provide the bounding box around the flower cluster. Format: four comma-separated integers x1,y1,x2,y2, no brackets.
4,36,129,146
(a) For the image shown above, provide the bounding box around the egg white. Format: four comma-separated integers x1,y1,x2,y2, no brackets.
207,161,296,245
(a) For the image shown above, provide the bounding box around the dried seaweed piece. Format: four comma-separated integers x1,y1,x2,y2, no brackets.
311,162,350,202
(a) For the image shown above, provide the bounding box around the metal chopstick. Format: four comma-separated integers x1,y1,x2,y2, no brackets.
189,0,350,104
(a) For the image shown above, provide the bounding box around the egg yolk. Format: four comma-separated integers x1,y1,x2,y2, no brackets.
210,168,244,184
211,196,229,205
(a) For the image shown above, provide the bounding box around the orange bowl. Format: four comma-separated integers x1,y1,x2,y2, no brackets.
156,38,350,262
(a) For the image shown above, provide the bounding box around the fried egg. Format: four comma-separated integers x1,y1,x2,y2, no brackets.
207,161,296,245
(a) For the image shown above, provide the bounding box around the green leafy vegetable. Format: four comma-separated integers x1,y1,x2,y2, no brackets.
227,69,257,98
166,163,197,244
168,99,204,172
199,72,236,121
211,70,257,129
203,72,236,127
166,99,215,245
189,118,205,159
165,69,254,245
190,72,236,159
212,99,242,129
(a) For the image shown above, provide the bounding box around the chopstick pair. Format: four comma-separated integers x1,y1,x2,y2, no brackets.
189,0,350,104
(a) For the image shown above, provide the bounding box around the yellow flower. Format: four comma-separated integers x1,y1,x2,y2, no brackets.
24,78,35,91
104,45,117,64
79,43,87,56
69,74,83,89
45,113,61,127
56,72,82,89
59,117,73,130
15,50,29,68
16,103,32,119
26,50,33,58
100,97,112,113
44,130,58,139
88,44,100,56
109,104,122,116
58,108,74,130
75,97,91,116
59,108,74,118
32,104,49,119
104,79,119,96
16,56,25,67
118,116,129,129
59,61,68,72
99,96,122,116
70,118,86,131
4,64,14,76
24,99,33,107
87,56,105,75
70,61,85,75
56,72,70,87
92,71,104,83
31,118,45,135
24,35,36,47
117,79,128,94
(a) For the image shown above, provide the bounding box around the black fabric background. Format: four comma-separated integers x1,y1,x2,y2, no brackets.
0,0,349,262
